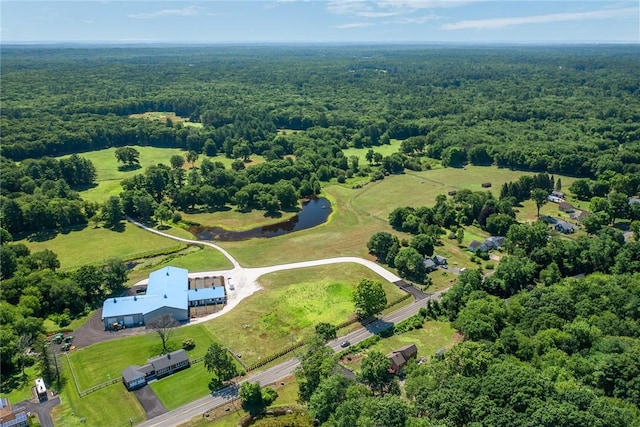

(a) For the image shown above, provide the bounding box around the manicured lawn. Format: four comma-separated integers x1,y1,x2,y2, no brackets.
16,222,184,270
149,363,212,410
52,369,145,427
200,264,406,368
341,321,458,372
68,324,215,390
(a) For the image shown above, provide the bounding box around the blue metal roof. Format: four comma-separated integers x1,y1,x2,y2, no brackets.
102,266,189,319
102,295,162,319
147,266,189,311
188,287,225,301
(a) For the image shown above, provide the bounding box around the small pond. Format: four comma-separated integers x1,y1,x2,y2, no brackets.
190,196,332,242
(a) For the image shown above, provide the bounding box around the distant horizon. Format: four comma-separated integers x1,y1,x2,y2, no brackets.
2,40,639,46
2,1,638,44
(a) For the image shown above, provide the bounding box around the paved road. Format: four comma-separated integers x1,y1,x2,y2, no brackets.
137,292,445,427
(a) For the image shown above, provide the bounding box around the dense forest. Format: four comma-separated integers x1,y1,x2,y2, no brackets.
1,45,640,425
2,45,640,237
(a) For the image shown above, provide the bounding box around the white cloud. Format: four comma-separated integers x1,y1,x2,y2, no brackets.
328,0,471,26
334,22,375,29
443,6,637,30
375,0,481,10
128,6,201,20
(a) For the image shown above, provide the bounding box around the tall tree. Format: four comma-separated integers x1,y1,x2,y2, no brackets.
204,342,238,383
358,351,394,395
101,196,123,228
148,314,178,354
295,335,336,402
531,188,548,218
353,279,387,319
114,146,140,167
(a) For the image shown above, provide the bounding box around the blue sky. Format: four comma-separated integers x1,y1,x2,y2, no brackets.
1,1,638,43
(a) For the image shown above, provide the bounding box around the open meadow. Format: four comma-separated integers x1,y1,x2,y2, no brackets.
199,263,406,367
68,146,266,203
180,207,298,231
16,222,187,270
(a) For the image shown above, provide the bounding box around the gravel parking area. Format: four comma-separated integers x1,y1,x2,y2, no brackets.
71,308,151,349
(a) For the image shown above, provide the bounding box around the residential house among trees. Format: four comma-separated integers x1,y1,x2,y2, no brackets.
555,220,576,234
387,344,418,375
122,349,191,391
423,258,437,272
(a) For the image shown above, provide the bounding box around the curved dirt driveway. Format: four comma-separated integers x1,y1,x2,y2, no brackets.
127,218,401,325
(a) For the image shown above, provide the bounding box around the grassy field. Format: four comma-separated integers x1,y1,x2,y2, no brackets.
198,264,406,368
181,207,298,230
222,185,385,267
126,245,234,285
52,360,145,427
351,166,577,224
340,321,458,372
68,324,215,390
342,139,403,162
129,111,203,128
178,375,305,427
69,146,267,203
16,222,184,270
149,363,213,410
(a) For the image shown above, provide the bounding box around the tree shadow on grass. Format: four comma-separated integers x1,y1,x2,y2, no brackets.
28,229,59,242
72,182,98,192
104,222,126,233
263,211,283,219
117,164,141,172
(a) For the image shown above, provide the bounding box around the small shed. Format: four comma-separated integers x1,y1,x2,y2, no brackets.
558,202,574,213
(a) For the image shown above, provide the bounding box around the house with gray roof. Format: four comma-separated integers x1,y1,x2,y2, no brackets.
122,349,191,391
423,258,437,271
484,236,506,250
555,220,576,234
469,240,488,253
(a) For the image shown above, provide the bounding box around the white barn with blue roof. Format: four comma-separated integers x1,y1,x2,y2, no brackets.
102,266,225,329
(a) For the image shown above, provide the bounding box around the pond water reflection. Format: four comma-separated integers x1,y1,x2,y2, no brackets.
189,197,332,242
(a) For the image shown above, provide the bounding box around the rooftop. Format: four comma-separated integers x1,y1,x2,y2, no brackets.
102,266,189,319
188,287,225,301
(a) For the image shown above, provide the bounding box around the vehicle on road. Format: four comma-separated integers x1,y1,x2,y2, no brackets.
341,341,350,348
